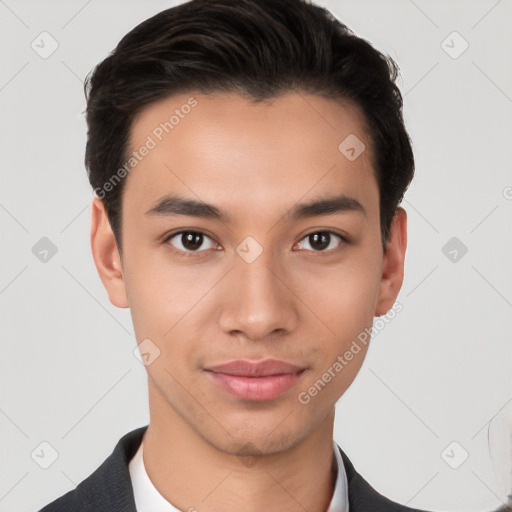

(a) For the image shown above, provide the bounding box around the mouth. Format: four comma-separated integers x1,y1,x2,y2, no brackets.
204,359,307,402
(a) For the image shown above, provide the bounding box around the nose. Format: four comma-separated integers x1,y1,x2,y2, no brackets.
218,246,299,342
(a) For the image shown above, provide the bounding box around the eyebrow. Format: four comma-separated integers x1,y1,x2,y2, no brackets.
145,193,366,222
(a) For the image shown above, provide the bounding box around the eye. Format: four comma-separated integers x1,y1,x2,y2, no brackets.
165,231,218,254
295,231,346,252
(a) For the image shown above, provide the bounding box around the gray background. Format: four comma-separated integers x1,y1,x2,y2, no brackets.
1,0,511,511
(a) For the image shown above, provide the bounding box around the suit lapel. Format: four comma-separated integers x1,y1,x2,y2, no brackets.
71,426,147,512
337,445,428,512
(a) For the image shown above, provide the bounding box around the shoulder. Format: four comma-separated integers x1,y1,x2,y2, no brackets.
494,499,512,512
36,426,147,512
337,444,432,512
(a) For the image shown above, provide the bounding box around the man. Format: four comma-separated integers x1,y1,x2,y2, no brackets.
38,0,432,510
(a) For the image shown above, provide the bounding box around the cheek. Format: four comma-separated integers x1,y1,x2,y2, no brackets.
122,248,225,375
290,251,382,342
123,260,170,340
123,244,204,333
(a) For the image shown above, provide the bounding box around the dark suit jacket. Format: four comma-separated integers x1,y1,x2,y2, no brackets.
37,425,431,512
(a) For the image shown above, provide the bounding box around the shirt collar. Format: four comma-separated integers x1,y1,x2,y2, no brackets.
129,438,349,512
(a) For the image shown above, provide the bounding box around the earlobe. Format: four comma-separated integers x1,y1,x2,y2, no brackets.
90,197,129,308
374,207,407,317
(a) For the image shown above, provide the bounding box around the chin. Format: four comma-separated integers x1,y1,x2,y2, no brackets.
202,420,310,459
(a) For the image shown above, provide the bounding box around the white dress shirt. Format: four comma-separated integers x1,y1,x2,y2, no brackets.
129,438,349,511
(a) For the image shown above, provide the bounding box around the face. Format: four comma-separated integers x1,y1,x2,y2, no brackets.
91,91,406,456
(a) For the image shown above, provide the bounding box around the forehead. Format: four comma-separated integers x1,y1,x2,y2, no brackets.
123,91,378,221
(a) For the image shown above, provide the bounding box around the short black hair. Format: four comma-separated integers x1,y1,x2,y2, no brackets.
84,0,414,256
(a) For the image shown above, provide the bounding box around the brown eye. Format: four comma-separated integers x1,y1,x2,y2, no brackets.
166,231,216,253
308,232,330,251
296,231,345,252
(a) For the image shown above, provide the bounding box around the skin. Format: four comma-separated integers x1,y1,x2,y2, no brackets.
90,91,407,512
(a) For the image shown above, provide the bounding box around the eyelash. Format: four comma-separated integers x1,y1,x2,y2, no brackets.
162,230,348,257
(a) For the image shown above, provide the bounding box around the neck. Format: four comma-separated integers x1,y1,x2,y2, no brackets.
142,383,337,512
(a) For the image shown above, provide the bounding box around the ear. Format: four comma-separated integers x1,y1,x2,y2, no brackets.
374,207,407,317
90,197,128,308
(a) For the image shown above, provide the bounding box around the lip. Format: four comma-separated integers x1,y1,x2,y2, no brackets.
204,359,306,401
206,359,305,377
